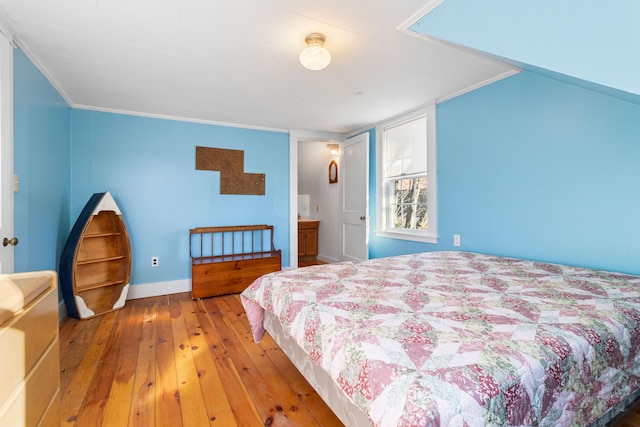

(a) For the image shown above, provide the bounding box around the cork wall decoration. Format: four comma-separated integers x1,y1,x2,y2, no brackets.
195,146,266,195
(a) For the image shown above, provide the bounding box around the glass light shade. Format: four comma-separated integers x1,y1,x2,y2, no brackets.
300,33,331,71
327,143,340,156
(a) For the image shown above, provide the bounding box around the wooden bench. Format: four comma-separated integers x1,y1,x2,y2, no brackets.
189,225,282,299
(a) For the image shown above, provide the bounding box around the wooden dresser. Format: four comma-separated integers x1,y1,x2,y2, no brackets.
298,220,320,261
0,271,59,426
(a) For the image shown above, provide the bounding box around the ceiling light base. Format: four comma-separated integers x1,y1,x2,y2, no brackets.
300,32,331,71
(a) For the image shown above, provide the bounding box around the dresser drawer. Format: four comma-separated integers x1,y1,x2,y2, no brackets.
38,388,60,427
0,337,59,427
0,285,58,407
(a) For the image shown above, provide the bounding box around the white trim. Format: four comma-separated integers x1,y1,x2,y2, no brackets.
12,38,73,106
399,10,520,70
8,32,327,136
376,106,438,244
346,66,519,140
0,30,14,273
62,277,284,313
350,103,434,139
375,230,438,244
14,29,291,135
8,41,347,136
76,103,293,134
289,134,299,269
395,0,445,32
391,4,521,112
126,279,191,300
0,9,16,46
58,300,67,322
289,129,344,142
437,69,520,103
401,26,522,76
317,254,340,264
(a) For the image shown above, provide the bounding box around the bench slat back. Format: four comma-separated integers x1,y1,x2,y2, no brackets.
190,225,277,260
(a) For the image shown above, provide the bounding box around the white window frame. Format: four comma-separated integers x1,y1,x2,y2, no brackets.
375,105,437,243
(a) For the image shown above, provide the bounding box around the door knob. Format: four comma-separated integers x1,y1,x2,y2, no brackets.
2,237,18,247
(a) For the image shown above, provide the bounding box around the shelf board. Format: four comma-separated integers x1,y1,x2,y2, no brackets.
84,232,123,238
76,279,126,292
76,255,127,265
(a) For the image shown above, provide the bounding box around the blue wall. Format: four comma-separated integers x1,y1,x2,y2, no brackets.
14,41,640,290
13,48,71,274
370,71,640,275
410,0,640,97
70,110,290,286
14,46,289,292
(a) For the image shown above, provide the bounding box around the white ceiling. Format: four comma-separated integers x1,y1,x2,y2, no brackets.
0,0,516,135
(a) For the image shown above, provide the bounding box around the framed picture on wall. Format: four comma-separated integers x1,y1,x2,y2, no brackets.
329,160,338,184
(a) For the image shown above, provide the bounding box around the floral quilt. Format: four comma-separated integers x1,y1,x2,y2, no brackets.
241,251,640,427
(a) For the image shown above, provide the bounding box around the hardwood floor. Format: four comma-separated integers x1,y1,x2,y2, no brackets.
612,400,640,427
298,260,326,268
59,291,640,427
58,292,343,426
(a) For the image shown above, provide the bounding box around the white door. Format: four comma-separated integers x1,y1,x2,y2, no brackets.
0,32,14,273
341,133,369,262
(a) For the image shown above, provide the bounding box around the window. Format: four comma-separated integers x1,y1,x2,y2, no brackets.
376,106,437,243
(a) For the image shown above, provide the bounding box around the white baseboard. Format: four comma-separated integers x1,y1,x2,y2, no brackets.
317,255,339,264
58,300,67,322
125,279,191,300
57,279,191,323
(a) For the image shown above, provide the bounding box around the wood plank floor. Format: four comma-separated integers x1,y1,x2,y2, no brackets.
613,401,640,427
59,291,640,427
59,292,344,427
298,260,327,268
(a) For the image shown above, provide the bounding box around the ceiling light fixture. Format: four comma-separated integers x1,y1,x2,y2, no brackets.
299,33,331,71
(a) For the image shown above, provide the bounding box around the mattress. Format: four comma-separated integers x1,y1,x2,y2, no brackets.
241,251,640,426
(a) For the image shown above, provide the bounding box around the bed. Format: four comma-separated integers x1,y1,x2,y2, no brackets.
240,251,640,426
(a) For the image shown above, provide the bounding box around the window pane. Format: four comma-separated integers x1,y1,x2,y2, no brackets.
387,176,428,231
384,115,427,177
377,106,436,243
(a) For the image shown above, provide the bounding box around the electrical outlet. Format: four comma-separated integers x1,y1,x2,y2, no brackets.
453,234,461,247
151,256,159,267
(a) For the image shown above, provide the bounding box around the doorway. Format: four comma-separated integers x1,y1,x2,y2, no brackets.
290,131,369,268
297,140,342,264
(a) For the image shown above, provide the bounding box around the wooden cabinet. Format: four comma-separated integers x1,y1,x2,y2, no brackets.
0,271,59,427
298,220,320,261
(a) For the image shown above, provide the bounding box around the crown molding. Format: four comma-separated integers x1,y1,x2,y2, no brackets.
396,0,445,32
0,7,16,45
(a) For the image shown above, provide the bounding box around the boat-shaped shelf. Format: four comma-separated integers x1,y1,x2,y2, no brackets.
60,192,131,319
